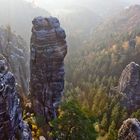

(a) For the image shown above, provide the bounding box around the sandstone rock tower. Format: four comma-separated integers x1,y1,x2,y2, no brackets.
30,16,67,122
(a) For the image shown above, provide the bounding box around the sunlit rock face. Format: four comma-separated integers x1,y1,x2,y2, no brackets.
118,118,140,140
0,27,29,95
118,62,140,110
0,55,32,140
30,16,67,121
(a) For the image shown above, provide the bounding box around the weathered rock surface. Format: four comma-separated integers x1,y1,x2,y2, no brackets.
30,16,67,122
0,55,31,140
0,27,29,95
129,39,136,49
118,62,140,110
118,118,140,140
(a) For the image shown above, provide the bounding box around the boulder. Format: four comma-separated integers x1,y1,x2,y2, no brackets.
118,118,140,140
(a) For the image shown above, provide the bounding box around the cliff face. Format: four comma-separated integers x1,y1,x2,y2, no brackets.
0,27,29,95
118,118,140,140
118,62,140,110
0,55,31,139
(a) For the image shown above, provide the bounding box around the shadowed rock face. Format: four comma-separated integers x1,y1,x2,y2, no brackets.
0,27,29,95
118,62,140,110
0,55,31,140
30,16,67,123
118,118,140,140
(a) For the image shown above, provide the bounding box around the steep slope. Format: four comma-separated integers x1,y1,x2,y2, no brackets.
89,5,140,50
0,27,29,95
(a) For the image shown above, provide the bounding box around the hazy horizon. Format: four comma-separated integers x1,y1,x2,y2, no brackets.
0,0,140,43
25,0,140,14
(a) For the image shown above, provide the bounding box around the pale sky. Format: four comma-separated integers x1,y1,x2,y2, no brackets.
25,0,76,10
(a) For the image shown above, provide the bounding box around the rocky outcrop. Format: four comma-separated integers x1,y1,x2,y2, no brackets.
118,62,140,110
118,118,140,140
30,16,67,124
0,55,31,139
0,27,29,95
129,39,136,49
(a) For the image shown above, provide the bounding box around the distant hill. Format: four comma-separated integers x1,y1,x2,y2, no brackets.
55,6,101,49
89,5,140,50
0,0,50,43
55,7,101,35
66,5,140,84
